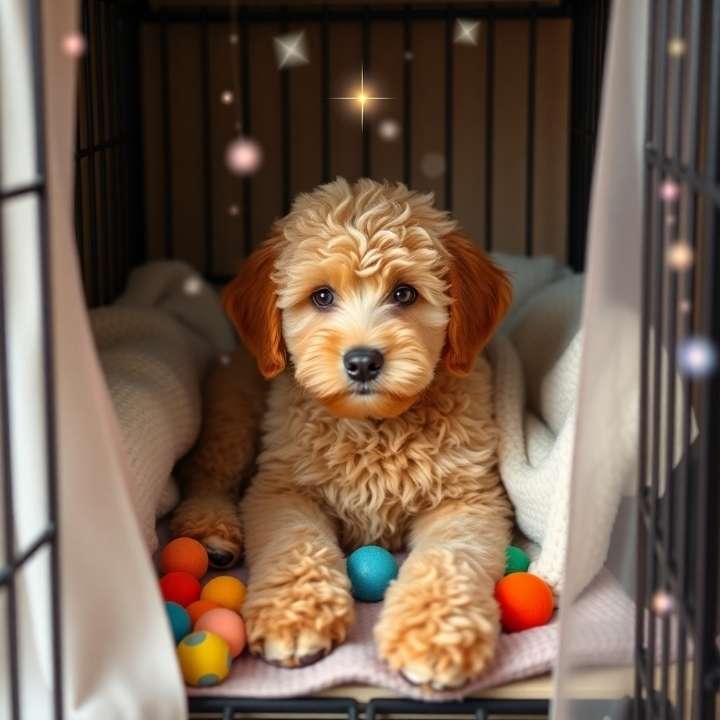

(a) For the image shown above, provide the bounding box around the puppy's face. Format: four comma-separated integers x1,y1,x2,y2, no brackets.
224,179,511,419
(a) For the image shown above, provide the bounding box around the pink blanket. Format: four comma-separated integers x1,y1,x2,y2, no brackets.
189,567,634,701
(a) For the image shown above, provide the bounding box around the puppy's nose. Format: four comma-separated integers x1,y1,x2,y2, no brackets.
343,347,384,382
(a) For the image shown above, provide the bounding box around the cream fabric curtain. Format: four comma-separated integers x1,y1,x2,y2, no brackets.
0,0,186,716
552,0,649,716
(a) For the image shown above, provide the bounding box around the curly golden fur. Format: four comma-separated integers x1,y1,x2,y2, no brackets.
174,178,513,688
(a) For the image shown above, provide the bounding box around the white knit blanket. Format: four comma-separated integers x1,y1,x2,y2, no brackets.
90,261,236,552
488,253,585,592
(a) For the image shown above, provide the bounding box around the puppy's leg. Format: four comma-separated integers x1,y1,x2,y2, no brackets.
242,478,354,667
171,348,265,568
375,493,512,690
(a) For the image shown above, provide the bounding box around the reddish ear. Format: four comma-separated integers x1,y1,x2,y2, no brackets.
222,237,287,379
442,232,512,376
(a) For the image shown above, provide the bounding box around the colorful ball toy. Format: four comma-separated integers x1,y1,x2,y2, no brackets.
176,630,232,687
346,545,398,602
160,537,209,579
160,571,202,607
505,545,531,575
186,599,220,625
495,572,554,632
195,608,246,658
165,602,192,644
201,576,246,613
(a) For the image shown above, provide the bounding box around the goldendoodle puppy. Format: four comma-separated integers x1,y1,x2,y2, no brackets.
220,178,513,689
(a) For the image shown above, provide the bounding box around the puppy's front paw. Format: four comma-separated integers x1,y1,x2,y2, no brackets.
169,495,243,568
244,545,355,667
375,551,500,690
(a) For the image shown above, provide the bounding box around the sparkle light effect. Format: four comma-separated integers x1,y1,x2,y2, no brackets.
666,241,694,271
677,336,718,378
332,66,392,131
225,136,263,176
220,90,234,105
651,590,675,616
378,119,401,141
660,179,680,202
454,18,481,46
274,31,309,69
183,275,203,296
668,37,687,57
61,32,87,58
421,152,446,179
228,204,240,217
229,33,239,45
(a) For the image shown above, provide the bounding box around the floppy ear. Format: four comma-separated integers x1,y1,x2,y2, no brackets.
441,231,512,376
222,235,287,379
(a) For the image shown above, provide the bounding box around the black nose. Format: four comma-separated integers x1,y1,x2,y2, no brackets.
343,347,384,382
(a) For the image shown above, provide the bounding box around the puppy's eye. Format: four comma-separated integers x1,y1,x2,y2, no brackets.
311,287,335,308
392,284,418,306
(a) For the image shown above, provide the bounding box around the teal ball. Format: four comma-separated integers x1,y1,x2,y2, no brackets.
166,601,192,643
505,545,531,575
346,545,398,602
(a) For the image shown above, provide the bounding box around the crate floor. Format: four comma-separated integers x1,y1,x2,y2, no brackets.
188,567,634,701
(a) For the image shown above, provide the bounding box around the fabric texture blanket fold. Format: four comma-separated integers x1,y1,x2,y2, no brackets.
90,261,236,551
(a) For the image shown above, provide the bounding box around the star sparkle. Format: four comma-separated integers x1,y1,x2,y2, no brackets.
274,31,309,69
332,66,392,131
454,18,481,46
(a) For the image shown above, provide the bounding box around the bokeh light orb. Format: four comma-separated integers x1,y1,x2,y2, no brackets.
225,137,263,176
228,204,240,217
378,119,401,142
183,275,203,296
220,90,234,105
667,37,687,57
659,180,680,202
677,336,717,378
61,32,87,58
651,590,675,616
421,152,446,179
666,241,694,271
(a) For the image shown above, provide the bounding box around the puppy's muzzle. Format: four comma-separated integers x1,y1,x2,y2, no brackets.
343,347,384,388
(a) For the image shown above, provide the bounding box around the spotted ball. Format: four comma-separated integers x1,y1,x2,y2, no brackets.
177,630,232,687
160,571,202,607
165,602,192,644
201,576,246,613
346,545,398,602
195,608,246,658
160,537,209,579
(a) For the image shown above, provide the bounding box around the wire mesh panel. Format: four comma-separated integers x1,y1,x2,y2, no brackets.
73,1,610,304
0,1,63,718
636,0,720,717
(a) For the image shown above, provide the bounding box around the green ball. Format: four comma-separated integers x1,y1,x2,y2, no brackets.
505,545,530,575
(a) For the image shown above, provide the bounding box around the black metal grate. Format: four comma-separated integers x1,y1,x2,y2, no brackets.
0,1,63,718
74,1,608,305
636,0,720,718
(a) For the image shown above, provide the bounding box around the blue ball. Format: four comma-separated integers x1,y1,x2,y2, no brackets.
166,601,192,644
346,545,398,602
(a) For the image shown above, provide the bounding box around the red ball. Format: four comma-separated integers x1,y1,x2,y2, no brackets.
160,571,201,607
495,572,554,633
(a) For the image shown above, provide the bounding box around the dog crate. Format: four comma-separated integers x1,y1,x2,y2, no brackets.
0,0,719,718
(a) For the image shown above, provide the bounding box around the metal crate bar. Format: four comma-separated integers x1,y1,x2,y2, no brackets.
444,8,454,211
29,0,63,715
189,696,359,718
0,527,57,586
483,12,494,250
525,9,537,256
365,697,550,719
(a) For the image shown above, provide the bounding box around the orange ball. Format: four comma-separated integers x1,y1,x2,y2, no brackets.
160,538,209,579
186,599,220,625
495,572,554,633
201,576,246,613
160,571,202,607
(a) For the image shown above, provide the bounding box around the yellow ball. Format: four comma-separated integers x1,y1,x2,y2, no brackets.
176,630,231,687
201,576,246,613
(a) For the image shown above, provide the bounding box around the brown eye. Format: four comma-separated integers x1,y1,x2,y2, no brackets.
311,287,335,308
392,284,417,306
